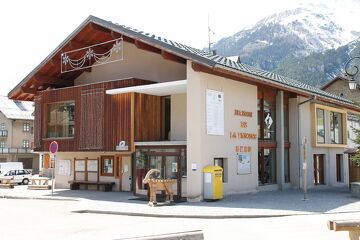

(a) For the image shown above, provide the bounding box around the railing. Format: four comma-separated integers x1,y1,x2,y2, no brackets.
0,148,34,154
0,130,8,137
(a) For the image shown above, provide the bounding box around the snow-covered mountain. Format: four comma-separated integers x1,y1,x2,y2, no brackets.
212,6,360,72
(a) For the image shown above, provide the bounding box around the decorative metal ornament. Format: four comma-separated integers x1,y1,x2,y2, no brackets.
61,38,123,73
344,56,360,89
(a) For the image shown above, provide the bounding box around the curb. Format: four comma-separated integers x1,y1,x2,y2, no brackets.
72,209,360,219
0,195,79,201
72,209,304,219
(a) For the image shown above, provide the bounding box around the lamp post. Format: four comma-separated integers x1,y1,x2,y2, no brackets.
345,56,360,90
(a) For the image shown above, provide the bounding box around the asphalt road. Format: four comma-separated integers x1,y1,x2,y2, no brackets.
0,198,356,240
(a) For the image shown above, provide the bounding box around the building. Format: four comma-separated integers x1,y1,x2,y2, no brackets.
8,16,360,201
321,75,360,182
0,96,39,173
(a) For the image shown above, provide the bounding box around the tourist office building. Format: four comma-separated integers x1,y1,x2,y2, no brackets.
8,16,360,201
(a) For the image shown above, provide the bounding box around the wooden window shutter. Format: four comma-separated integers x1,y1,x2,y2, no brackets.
80,88,104,150
34,95,42,149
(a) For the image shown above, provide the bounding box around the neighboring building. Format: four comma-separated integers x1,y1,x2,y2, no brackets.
321,75,360,182
0,96,39,173
8,16,360,201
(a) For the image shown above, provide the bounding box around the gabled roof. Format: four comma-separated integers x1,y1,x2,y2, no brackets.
0,96,34,120
8,15,360,111
321,74,359,90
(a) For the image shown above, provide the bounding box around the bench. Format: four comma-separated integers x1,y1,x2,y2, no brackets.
69,181,115,192
328,220,360,240
28,177,51,190
0,177,14,188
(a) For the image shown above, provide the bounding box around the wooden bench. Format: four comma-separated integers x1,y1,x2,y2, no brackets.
28,177,52,190
0,177,14,188
69,181,115,192
328,220,360,240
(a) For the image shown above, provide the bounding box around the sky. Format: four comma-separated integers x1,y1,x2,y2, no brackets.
1,0,359,97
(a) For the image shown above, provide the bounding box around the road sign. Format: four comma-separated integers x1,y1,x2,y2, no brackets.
49,141,58,154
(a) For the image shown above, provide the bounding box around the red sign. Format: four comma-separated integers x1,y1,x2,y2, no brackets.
49,141,58,154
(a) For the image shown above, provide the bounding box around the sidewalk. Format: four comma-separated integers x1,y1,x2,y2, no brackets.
1,186,359,218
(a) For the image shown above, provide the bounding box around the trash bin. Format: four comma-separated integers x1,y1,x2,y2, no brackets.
203,166,223,200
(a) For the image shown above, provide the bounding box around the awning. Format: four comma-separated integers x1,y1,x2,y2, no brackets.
106,80,187,96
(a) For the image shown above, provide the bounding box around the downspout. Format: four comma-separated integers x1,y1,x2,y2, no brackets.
297,96,316,189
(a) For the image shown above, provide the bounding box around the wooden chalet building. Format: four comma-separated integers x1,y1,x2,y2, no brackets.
8,16,360,201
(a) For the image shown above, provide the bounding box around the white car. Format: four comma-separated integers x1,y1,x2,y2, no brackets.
0,169,32,185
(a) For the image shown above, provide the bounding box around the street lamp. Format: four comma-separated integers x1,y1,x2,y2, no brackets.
345,56,360,90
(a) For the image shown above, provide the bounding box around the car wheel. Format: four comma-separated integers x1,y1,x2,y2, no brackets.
22,178,29,185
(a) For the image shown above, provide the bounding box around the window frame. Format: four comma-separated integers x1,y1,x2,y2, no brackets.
46,101,75,139
22,140,30,149
101,155,114,176
330,111,343,144
0,141,5,148
23,123,30,132
316,108,325,144
312,103,347,147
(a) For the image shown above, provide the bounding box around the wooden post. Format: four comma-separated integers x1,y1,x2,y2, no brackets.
328,220,360,240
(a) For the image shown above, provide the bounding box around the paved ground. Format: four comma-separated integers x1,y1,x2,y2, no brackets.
0,185,359,218
0,198,358,240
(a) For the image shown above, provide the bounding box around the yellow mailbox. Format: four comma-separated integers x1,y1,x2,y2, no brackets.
203,166,223,200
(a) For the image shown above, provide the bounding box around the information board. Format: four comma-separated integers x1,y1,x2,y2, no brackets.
87,160,98,172
236,153,251,175
75,160,85,172
58,160,71,175
206,89,224,135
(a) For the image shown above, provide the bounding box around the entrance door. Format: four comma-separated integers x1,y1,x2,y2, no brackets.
133,152,181,199
313,154,325,185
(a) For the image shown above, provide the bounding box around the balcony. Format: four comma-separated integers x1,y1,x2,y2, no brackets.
0,130,8,137
0,147,34,154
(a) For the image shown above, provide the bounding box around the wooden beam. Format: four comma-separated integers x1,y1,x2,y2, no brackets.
21,86,37,95
34,74,73,87
89,22,111,34
161,50,186,64
135,40,161,54
111,31,122,39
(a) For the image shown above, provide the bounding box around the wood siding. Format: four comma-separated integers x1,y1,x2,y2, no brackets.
134,93,162,142
80,88,105,150
34,78,157,152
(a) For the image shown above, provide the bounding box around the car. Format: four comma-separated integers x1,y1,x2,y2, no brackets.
0,169,32,185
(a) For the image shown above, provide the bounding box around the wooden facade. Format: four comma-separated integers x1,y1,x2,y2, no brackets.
34,78,164,152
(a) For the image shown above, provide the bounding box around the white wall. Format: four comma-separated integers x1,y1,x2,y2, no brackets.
75,41,186,85
186,61,258,201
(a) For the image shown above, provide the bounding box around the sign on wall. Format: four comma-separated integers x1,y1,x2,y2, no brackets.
58,160,71,175
236,153,251,175
206,89,224,135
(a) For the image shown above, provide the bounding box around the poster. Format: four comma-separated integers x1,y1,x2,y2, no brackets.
58,160,71,175
75,160,85,172
237,153,251,175
87,160,98,172
206,89,224,135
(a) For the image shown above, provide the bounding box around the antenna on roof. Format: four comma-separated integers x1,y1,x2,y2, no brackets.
208,14,215,54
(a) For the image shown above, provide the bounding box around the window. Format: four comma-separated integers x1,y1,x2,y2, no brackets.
214,158,227,182
316,108,325,143
330,112,343,144
0,123,5,130
23,140,29,148
23,123,30,132
0,141,5,148
258,148,277,185
336,154,343,182
257,88,276,141
101,156,114,176
47,102,75,138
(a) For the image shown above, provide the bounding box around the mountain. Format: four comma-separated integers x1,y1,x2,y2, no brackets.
211,5,360,86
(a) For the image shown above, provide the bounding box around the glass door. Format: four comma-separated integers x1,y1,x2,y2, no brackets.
314,154,325,185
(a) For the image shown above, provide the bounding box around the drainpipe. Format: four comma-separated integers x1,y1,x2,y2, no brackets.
297,96,316,190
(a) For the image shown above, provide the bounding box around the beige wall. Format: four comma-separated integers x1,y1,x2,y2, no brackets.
186,61,258,201
74,41,186,85
0,112,13,148
170,94,187,141
11,120,34,148
54,151,132,190
323,79,360,102
295,96,350,188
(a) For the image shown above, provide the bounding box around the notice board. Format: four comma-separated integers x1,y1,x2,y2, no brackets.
206,89,224,135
